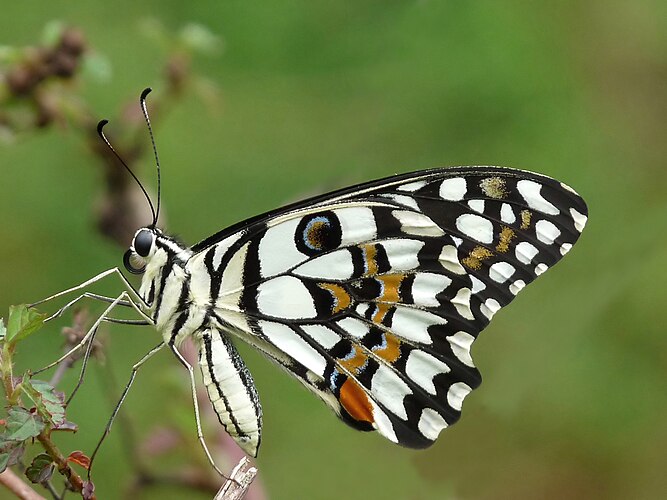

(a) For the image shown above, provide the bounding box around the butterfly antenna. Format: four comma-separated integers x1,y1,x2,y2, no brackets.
139,87,161,227
97,120,157,225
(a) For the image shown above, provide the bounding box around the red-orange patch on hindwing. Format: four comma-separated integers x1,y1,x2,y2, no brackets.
340,378,374,424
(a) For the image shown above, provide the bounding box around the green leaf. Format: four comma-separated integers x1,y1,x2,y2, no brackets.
41,20,65,46
81,52,112,83
25,453,55,484
180,23,221,54
22,379,66,426
5,305,47,345
6,407,44,441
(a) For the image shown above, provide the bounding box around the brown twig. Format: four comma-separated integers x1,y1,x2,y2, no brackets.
214,458,257,500
36,431,91,499
0,469,46,500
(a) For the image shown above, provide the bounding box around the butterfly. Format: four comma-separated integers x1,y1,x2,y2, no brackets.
39,90,588,463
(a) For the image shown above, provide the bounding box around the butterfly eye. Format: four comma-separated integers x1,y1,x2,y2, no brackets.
133,229,154,257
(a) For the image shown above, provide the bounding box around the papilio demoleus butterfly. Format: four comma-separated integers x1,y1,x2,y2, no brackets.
36,89,587,465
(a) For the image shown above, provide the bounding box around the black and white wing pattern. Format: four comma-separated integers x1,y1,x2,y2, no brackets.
185,166,587,453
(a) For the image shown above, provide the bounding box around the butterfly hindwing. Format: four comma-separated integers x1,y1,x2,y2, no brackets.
186,166,587,450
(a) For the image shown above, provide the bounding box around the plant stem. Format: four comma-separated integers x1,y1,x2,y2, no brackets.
36,430,92,500
0,468,45,500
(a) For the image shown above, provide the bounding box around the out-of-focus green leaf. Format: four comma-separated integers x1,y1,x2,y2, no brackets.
5,305,46,345
0,45,21,64
180,23,221,54
81,51,112,83
41,20,65,46
25,453,55,484
22,378,66,426
139,18,171,52
6,407,44,441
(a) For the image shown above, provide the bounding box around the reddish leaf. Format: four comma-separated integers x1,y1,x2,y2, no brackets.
53,420,79,432
67,450,91,470
0,419,6,426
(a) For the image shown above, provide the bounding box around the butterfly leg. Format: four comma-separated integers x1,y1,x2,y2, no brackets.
30,267,147,310
65,318,151,405
170,344,229,480
64,322,101,406
44,292,133,323
103,318,151,325
33,292,146,375
87,341,165,480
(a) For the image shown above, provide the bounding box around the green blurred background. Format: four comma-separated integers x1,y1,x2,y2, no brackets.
1,1,666,499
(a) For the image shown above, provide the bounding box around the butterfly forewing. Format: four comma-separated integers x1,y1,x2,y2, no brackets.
183,166,587,451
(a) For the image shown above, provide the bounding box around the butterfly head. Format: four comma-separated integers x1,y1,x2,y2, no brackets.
123,227,160,274
123,226,192,276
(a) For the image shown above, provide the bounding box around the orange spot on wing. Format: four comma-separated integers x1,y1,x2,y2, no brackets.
372,303,392,324
480,176,508,199
340,378,374,424
520,210,532,229
362,244,378,276
496,226,515,253
462,245,493,270
373,332,401,364
338,345,368,374
377,274,404,302
318,283,352,313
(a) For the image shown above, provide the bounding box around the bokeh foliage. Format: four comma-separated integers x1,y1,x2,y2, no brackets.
1,1,666,498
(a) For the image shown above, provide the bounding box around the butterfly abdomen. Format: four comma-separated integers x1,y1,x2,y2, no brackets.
197,327,262,457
